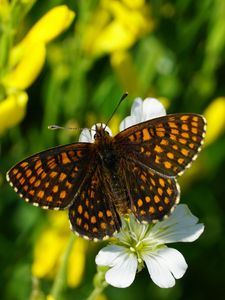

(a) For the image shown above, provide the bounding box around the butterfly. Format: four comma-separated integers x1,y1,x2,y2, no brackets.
7,113,206,241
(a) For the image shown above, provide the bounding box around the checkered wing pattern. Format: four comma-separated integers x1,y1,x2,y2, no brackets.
115,114,206,177
122,160,179,223
69,167,121,240
6,143,95,209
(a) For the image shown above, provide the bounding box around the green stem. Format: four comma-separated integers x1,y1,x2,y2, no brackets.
86,267,108,300
50,234,76,300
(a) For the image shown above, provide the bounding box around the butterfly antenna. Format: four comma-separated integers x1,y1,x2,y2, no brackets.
104,92,128,128
48,125,85,131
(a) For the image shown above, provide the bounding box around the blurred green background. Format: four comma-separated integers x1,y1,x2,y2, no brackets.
1,0,225,299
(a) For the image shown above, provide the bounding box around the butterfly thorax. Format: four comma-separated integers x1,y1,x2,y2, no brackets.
94,127,130,214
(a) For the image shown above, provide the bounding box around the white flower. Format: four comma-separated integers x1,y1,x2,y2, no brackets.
79,97,165,142
119,97,166,131
95,205,204,288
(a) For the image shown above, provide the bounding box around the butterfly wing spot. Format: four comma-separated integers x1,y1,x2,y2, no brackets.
164,197,169,204
142,128,151,140
137,199,143,207
47,196,53,202
154,145,163,153
100,222,107,230
29,176,36,184
160,139,169,146
52,185,59,193
166,187,173,196
37,190,45,199
158,206,164,212
60,190,67,199
61,152,71,164
145,196,151,203
171,128,179,135
98,211,104,218
181,124,189,131
164,161,172,169
178,158,184,164
35,160,42,170
50,171,58,178
149,206,155,214
157,187,163,196
154,195,160,203
34,180,41,187
106,210,112,217
181,132,190,138
159,178,165,187
59,173,67,182
180,115,190,121
81,210,87,219
181,148,189,157
179,138,187,144
91,216,97,224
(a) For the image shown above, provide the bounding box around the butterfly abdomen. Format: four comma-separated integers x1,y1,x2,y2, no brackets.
97,145,130,215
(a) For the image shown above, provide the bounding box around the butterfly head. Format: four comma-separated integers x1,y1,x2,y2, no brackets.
91,123,113,142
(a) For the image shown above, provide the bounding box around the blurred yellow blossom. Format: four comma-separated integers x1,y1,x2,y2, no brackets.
10,5,75,66
0,5,75,135
203,97,225,146
32,211,87,288
122,0,145,8
0,91,28,134
46,296,55,300
2,43,46,90
82,0,154,57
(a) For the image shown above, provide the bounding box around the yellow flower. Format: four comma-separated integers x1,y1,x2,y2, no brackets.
0,91,28,134
0,5,75,134
3,5,75,89
82,0,154,57
32,211,87,288
9,5,75,67
2,43,46,90
203,97,225,146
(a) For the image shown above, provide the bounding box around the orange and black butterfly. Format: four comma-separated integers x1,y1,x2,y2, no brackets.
7,114,206,241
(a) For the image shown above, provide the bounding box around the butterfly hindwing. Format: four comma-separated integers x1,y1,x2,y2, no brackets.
122,159,180,223
115,114,206,177
6,143,95,209
69,166,121,240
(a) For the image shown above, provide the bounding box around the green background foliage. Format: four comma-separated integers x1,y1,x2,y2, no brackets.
1,0,225,299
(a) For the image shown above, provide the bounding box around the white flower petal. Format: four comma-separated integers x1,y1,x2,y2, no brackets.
95,245,137,288
119,115,138,131
79,128,92,142
105,252,137,288
119,97,166,131
149,204,204,244
143,247,187,288
142,98,166,121
130,97,143,120
95,245,126,266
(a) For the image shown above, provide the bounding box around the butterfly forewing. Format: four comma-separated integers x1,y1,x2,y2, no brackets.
115,114,206,177
7,143,95,209
121,159,180,223
69,166,121,240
